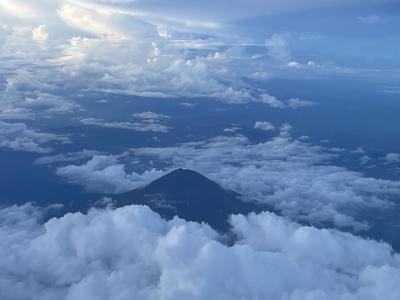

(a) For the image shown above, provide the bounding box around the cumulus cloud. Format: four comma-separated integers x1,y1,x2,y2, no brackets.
260,93,314,109
0,0,398,112
52,125,400,230
0,1,325,109
260,93,287,108
56,155,165,193
128,126,400,230
254,121,275,131
0,203,399,300
0,121,69,153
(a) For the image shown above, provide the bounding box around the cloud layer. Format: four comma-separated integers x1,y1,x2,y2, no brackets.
0,203,399,300
51,125,400,230
0,0,337,115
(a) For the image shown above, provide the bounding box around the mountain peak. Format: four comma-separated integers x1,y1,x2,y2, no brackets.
111,169,261,231
141,168,232,197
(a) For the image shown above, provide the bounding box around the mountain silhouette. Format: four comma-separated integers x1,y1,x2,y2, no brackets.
111,168,263,231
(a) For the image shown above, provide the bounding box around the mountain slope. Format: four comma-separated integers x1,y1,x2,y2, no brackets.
111,168,262,231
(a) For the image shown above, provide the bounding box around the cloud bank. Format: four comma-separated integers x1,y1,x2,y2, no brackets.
126,126,400,230
0,0,338,116
0,203,399,300
53,126,400,230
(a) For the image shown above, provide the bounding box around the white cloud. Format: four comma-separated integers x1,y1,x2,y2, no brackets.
132,111,170,121
0,0,397,111
23,93,79,113
0,91,79,120
51,125,400,230
385,153,400,164
34,149,101,165
260,93,313,109
265,34,291,62
56,155,165,193
69,0,388,25
179,102,197,107
32,24,49,42
287,98,314,109
0,203,399,299
0,0,38,19
0,3,323,109
0,121,69,153
254,121,275,131
80,117,169,133
260,93,287,108
128,126,400,230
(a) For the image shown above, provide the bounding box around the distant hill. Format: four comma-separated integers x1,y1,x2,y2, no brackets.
110,168,263,232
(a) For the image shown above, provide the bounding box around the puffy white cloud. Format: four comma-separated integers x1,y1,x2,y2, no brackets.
254,121,275,131
56,155,165,193
260,93,314,109
51,126,400,230
0,203,399,299
0,0,398,111
37,35,259,102
127,126,400,230
0,121,69,153
0,1,325,109
260,93,287,108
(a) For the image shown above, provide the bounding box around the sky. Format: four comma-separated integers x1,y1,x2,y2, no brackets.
1,0,400,299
